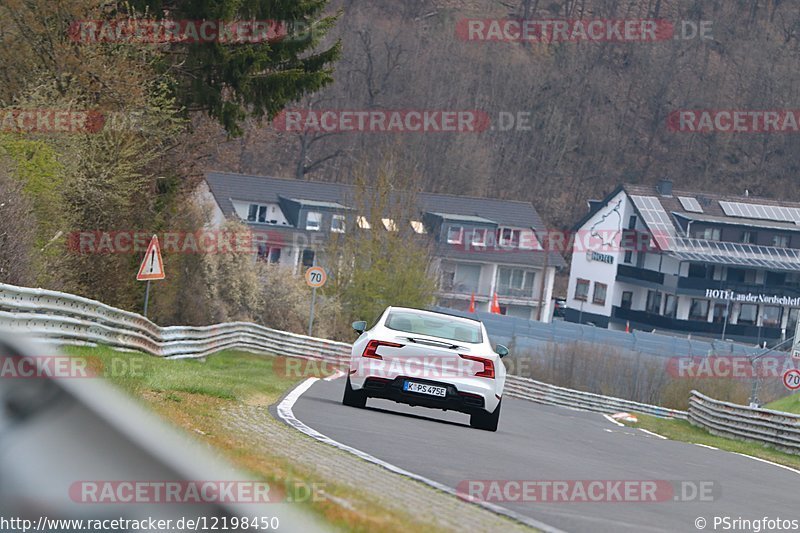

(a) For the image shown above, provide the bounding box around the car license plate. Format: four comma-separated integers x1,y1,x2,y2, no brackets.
403,381,446,397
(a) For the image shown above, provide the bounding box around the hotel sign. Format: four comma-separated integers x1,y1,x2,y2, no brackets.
586,250,614,265
705,289,800,307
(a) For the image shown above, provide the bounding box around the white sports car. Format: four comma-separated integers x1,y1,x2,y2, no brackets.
342,307,508,431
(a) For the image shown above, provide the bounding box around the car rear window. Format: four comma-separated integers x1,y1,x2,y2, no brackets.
384,311,482,344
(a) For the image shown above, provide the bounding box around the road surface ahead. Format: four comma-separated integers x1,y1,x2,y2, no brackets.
288,378,799,533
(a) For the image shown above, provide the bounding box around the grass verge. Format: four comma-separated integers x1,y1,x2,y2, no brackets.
764,393,800,414
64,345,444,533
626,413,800,470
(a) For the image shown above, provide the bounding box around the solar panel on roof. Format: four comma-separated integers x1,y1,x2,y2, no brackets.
720,201,800,223
678,196,703,213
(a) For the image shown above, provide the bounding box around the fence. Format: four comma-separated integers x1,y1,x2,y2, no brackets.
431,306,765,359
688,391,800,455
0,283,351,363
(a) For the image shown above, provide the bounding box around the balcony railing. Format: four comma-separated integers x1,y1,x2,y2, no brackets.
496,285,536,299
616,264,665,285
611,306,782,341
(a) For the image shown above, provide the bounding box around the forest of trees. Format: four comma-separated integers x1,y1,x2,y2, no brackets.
215,0,800,230
3,0,800,333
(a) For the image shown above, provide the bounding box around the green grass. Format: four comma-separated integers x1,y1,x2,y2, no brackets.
58,345,443,533
63,345,309,402
628,413,800,470
764,393,800,414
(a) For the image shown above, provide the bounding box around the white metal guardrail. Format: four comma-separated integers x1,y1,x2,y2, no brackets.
504,375,687,419
0,283,684,419
0,284,351,363
688,391,800,455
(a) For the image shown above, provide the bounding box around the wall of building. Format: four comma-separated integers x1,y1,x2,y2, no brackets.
567,189,630,319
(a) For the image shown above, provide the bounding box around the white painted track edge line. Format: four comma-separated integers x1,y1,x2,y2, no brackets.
732,452,800,476
276,378,566,533
602,414,625,427
638,428,668,440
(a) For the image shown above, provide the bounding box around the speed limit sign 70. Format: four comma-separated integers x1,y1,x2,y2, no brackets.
305,266,327,288
784,369,800,391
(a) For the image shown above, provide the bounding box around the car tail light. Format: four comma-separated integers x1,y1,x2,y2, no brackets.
362,340,404,360
459,354,495,379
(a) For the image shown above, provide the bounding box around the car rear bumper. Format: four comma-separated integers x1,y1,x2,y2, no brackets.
351,374,500,414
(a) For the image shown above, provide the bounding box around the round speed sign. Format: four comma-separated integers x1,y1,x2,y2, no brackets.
305,266,327,288
783,369,800,391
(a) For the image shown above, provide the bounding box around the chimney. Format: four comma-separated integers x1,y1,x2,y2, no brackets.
656,179,673,197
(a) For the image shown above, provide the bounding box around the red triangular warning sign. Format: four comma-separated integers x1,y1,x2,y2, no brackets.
137,235,165,281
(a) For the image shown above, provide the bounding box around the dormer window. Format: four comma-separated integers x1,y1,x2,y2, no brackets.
499,227,521,247
331,214,346,233
447,226,463,244
306,211,321,231
472,228,486,246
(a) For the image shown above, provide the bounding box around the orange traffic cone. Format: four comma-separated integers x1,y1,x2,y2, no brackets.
490,292,501,314
625,320,630,333
469,293,476,313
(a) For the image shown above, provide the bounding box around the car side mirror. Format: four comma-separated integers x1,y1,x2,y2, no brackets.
496,344,509,358
352,321,367,334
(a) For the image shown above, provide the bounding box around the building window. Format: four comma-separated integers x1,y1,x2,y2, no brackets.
701,227,721,241
727,268,757,283
497,267,535,297
247,204,258,222
301,249,315,268
472,228,486,246
646,290,662,314
306,212,321,231
712,303,728,324
257,245,281,264
788,308,800,334
410,220,426,234
773,234,790,247
447,226,463,244
689,299,710,321
762,305,782,328
621,291,633,309
628,215,637,230
258,205,268,223
663,295,678,318
331,214,346,233
738,303,758,325
623,250,633,264
766,271,787,286
357,215,371,229
740,231,755,244
592,283,607,305
574,279,590,301
688,263,712,279
499,227,521,247
382,218,398,231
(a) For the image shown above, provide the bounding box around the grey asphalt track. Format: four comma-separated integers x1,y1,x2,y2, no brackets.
288,378,800,533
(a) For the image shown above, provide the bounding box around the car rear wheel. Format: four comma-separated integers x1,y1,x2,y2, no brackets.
342,377,367,408
470,401,501,431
